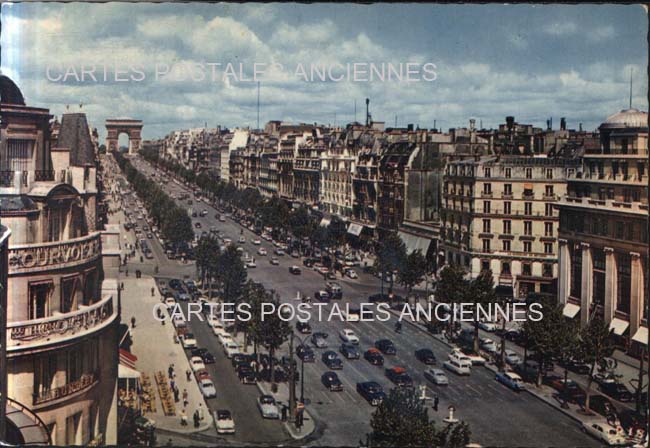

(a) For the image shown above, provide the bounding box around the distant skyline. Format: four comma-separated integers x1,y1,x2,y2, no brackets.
1,3,647,139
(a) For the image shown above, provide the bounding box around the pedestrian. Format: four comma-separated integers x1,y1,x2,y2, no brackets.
180,409,187,426
281,405,287,421
433,395,439,412
168,365,173,378
131,316,136,328
126,268,129,277
193,410,200,428
186,369,192,381
182,389,189,408
170,378,175,391
173,387,179,403
198,403,205,421
151,287,155,297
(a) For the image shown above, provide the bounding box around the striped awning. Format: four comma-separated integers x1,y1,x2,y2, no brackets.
119,348,138,369
397,231,431,255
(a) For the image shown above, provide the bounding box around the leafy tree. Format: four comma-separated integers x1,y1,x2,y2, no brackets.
467,270,496,353
217,245,247,313
374,233,407,296
577,317,615,414
253,292,291,385
195,236,221,297
398,250,427,305
369,387,470,448
288,206,314,241
522,297,565,386
432,264,467,336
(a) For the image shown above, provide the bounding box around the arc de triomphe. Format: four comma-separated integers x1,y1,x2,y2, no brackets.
105,119,143,154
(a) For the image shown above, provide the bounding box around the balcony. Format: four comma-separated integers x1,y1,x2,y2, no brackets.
8,231,102,275
7,293,116,351
33,371,99,406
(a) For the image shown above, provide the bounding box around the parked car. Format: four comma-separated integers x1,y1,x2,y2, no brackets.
478,320,498,332
181,333,197,349
599,382,634,402
364,348,385,366
214,410,235,434
577,395,618,421
356,381,386,406
238,367,257,385
424,368,449,385
191,348,215,364
190,356,206,372
544,376,586,403
385,367,414,387
480,338,498,354
496,371,526,391
340,329,360,344
580,420,628,446
257,395,280,419
504,349,522,366
199,378,217,398
321,371,344,391
223,341,241,359
443,357,471,375
339,343,360,359
322,351,343,370
415,348,437,365
375,339,396,355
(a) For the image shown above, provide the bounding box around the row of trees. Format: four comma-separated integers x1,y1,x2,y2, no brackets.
373,233,429,300
113,150,194,248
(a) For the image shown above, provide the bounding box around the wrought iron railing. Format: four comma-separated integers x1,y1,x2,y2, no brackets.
33,371,99,405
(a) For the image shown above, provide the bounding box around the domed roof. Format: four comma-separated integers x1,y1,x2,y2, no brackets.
0,75,25,105
600,108,648,130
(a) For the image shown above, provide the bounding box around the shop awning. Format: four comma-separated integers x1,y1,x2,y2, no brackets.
632,326,648,345
119,364,141,379
347,223,363,236
397,231,431,255
320,218,331,227
562,303,580,318
609,318,629,336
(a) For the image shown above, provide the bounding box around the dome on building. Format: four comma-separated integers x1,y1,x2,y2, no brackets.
600,108,648,130
0,75,25,105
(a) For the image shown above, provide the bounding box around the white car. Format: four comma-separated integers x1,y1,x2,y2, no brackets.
223,341,240,358
339,329,360,345
207,317,222,329
449,349,474,366
181,333,197,349
246,260,256,268
505,349,522,365
164,297,177,310
257,248,267,256
317,266,330,275
218,332,234,346
258,395,280,419
252,239,261,245
443,357,471,375
345,269,358,279
424,368,449,385
480,338,498,354
478,320,498,332
453,349,485,366
199,379,217,398
214,410,235,434
190,356,206,372
581,420,628,446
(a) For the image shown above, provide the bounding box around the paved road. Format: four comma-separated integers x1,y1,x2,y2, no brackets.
126,156,598,447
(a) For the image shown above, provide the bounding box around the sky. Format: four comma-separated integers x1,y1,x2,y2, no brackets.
1,3,648,140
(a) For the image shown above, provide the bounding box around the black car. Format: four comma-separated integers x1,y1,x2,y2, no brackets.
322,351,343,370
415,349,437,365
297,345,315,363
169,279,183,290
296,321,312,334
339,343,360,359
385,367,414,387
191,348,215,364
599,382,634,402
289,266,302,275
303,258,316,268
364,349,384,366
238,367,257,384
321,371,343,391
356,381,386,406
375,339,397,355
231,354,253,369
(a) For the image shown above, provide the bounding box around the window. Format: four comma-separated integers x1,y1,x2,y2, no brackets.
483,183,492,194
481,260,490,272
543,263,553,277
4,139,34,171
617,253,631,314
544,222,553,237
34,355,57,398
505,168,511,178
545,185,554,197
637,162,645,179
482,219,491,233
616,222,625,239
546,169,553,179
504,184,512,195
632,190,641,202
482,239,491,253
607,188,614,200
626,223,634,241
525,168,532,179
523,241,532,252
522,263,532,276
545,203,553,217
483,201,491,213
502,240,511,251
503,220,511,234
524,221,532,236
66,412,82,446
570,246,582,297
29,282,52,319
621,138,628,154
67,348,83,383
524,202,532,215
61,276,81,313
484,167,491,178
501,262,511,275
504,201,511,214
592,249,606,306
544,243,553,254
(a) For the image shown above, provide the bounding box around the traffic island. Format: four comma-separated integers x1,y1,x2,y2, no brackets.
256,380,316,440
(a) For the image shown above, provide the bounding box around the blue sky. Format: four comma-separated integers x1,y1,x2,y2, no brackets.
2,3,647,139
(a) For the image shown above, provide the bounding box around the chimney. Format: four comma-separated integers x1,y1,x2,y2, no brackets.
579,123,583,132
506,116,515,129
469,119,476,131
560,117,566,131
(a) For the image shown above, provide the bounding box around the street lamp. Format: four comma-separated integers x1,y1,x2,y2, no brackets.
289,331,310,413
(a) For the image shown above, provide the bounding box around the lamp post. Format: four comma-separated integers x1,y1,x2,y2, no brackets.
290,332,310,411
